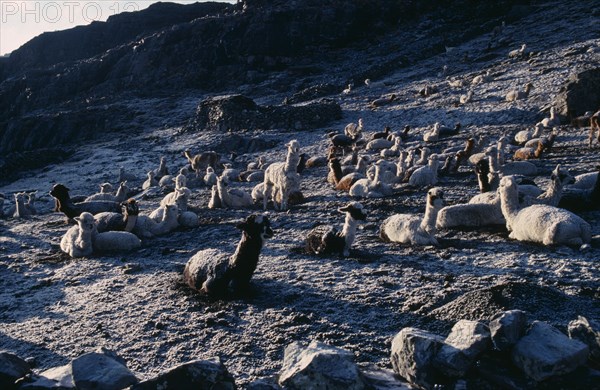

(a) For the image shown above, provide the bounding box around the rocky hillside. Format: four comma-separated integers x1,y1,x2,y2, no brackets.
1,0,600,388
0,0,534,158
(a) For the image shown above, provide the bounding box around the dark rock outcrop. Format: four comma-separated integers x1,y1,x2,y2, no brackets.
555,68,600,119
187,94,342,133
132,358,236,389
0,351,31,389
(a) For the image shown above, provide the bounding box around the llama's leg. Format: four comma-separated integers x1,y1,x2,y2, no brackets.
263,183,273,210
279,186,289,211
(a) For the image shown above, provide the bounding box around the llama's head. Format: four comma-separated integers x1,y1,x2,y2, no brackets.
475,158,490,175
100,183,113,193
147,171,155,179
500,176,517,191
14,192,25,203
74,212,96,232
237,214,274,240
427,188,444,209
551,165,574,186
287,140,300,154
50,184,70,200
338,201,367,221
121,199,139,216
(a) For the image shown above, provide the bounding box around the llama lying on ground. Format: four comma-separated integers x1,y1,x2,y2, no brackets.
328,158,364,192
305,202,367,257
381,188,444,245
184,214,273,296
514,123,543,144
50,184,121,220
216,176,253,209
499,176,591,246
408,154,440,187
94,199,139,232
349,162,393,198
506,82,533,102
132,204,180,238
60,212,141,257
263,140,301,210
540,107,560,128
142,171,157,190
85,181,129,203
559,166,600,212
153,156,169,180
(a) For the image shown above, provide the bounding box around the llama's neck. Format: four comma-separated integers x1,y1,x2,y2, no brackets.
477,169,491,193
285,151,300,173
124,215,137,232
532,126,543,138
341,214,359,251
429,159,439,180
15,196,27,217
420,203,439,235
488,153,500,173
497,140,507,165
217,181,232,206
330,162,343,184
499,185,520,228
75,228,93,252
372,166,382,184
540,177,564,205
230,233,262,272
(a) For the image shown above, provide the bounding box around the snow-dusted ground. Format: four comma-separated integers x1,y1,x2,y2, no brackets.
1,1,599,386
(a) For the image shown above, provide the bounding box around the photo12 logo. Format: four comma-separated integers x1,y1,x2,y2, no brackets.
1,1,141,24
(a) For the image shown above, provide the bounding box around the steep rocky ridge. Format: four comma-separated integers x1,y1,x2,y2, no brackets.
0,0,535,157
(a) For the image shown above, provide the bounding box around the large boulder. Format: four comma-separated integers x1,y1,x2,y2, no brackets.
390,327,444,389
512,321,589,381
555,68,600,119
20,348,137,390
278,340,368,390
132,358,235,389
489,310,527,352
0,351,31,389
187,95,342,133
434,320,491,377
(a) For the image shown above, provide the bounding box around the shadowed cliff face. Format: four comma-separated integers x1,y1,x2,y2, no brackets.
0,0,533,156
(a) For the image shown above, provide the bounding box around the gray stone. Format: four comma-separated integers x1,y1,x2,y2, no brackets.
71,351,138,389
489,310,527,352
390,327,444,390
278,340,368,390
20,349,137,390
0,351,31,389
434,320,491,377
512,321,589,381
247,378,282,389
568,315,600,363
131,358,235,390
360,365,415,390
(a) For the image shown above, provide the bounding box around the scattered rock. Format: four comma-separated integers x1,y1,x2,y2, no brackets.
390,327,444,389
0,351,31,389
434,320,491,377
512,321,589,381
489,310,527,352
278,340,368,390
131,358,235,389
568,315,600,364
